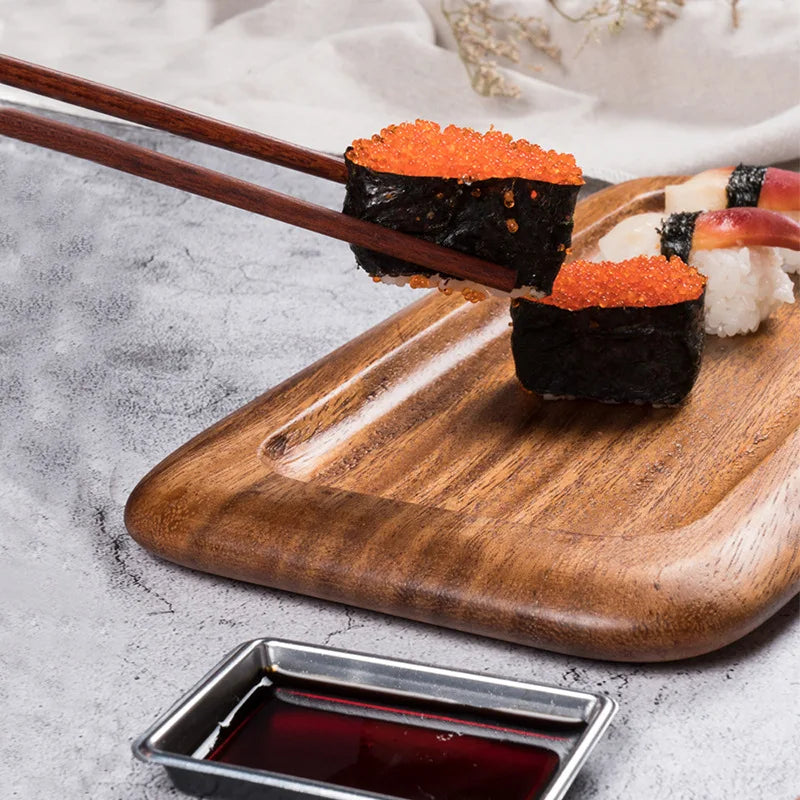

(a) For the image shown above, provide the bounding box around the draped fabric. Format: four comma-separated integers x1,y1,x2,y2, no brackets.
1,0,798,181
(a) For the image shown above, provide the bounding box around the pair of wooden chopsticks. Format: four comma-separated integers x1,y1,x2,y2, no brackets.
0,55,518,293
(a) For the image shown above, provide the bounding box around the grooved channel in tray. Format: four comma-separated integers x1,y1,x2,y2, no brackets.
260,294,798,535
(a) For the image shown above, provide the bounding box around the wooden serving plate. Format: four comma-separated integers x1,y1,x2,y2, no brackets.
125,177,800,662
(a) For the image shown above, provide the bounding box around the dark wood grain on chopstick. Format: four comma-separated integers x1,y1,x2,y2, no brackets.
0,108,518,292
0,54,348,183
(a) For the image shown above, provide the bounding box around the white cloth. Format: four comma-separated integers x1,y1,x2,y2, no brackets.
1,0,798,182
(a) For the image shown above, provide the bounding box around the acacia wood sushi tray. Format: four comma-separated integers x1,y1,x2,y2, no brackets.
125,176,800,662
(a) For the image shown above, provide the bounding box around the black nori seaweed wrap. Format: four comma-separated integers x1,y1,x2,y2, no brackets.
659,211,701,264
726,164,766,208
509,294,705,406
342,154,580,294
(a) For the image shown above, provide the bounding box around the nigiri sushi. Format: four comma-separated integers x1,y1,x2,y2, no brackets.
510,255,706,406
665,165,800,216
342,120,583,300
665,165,800,274
598,208,800,337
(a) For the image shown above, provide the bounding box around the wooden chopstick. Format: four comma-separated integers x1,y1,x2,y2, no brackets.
0,54,347,184
0,108,518,292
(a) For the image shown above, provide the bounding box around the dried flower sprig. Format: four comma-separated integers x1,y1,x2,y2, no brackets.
548,0,686,32
444,0,743,98
441,0,561,97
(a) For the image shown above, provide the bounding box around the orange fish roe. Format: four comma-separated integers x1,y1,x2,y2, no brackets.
408,274,433,289
462,288,488,303
537,255,705,311
347,120,583,185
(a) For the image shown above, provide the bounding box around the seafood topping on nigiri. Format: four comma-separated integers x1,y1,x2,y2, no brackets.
600,208,800,263
661,209,800,262
665,165,800,215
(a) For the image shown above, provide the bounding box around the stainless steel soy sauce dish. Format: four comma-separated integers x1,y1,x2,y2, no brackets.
133,639,617,800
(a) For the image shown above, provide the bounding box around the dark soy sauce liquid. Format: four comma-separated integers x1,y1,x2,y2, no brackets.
208,686,560,800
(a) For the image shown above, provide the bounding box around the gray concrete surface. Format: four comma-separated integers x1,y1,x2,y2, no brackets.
1,105,798,800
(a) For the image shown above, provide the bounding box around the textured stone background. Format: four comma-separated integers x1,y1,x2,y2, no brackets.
1,105,798,799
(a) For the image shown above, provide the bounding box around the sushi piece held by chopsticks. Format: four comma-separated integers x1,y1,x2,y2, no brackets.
598,208,800,337
510,255,706,407
343,120,583,301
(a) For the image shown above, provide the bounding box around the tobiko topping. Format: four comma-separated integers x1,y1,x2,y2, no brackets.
347,120,583,185
535,255,705,311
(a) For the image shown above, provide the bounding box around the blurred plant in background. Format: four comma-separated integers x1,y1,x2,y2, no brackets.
443,0,741,97
441,1,560,97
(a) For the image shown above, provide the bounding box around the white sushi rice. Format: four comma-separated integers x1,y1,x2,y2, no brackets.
778,248,800,274
598,213,796,337
690,247,795,337
375,273,545,301
540,393,674,407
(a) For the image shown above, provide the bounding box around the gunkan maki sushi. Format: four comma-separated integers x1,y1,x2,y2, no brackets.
510,255,706,406
343,120,583,300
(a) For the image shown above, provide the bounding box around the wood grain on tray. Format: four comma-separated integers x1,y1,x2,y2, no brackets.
125,176,800,662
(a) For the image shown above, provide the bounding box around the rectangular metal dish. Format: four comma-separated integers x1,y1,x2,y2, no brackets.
133,638,617,800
